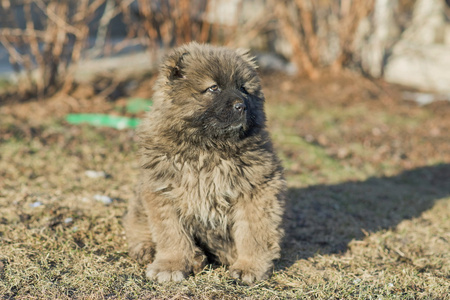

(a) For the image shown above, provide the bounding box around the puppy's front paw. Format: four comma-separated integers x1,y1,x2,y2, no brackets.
229,260,269,285
146,260,188,283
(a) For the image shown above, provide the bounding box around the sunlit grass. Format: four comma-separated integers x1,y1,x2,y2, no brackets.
1,74,449,299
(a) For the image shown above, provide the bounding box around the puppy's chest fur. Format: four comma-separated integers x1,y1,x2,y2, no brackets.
150,151,259,232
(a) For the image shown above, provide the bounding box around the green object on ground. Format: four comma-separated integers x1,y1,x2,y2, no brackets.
66,114,141,129
126,98,153,113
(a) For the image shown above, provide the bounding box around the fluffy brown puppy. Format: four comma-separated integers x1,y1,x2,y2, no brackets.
123,42,285,284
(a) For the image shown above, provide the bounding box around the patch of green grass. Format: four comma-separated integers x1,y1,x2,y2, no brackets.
0,77,13,91
274,131,361,185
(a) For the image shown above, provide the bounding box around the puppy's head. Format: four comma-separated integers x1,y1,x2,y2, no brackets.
153,42,266,142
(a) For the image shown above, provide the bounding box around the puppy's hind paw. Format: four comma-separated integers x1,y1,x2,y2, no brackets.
128,242,155,265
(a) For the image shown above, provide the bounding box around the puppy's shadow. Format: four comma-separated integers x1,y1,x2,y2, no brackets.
278,163,450,269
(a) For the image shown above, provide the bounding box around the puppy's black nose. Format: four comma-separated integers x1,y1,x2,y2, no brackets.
233,102,247,113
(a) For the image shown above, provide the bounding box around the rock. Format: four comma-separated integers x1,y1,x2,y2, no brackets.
29,201,42,208
385,43,450,93
93,194,112,205
85,170,107,178
383,0,450,93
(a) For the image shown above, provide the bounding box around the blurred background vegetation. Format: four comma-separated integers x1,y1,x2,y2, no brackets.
0,0,449,100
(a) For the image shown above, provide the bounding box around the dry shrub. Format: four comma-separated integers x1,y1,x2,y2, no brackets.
116,0,378,78
0,0,239,101
272,0,375,78
0,0,378,99
0,0,112,99
117,0,234,54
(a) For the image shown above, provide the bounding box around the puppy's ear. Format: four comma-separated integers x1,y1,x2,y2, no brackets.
236,48,258,69
167,52,189,81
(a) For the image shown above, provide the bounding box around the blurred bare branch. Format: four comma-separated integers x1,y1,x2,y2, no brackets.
331,0,375,72
0,28,46,38
0,0,388,99
272,0,375,78
90,0,134,58
273,1,319,79
0,0,102,98
34,0,82,36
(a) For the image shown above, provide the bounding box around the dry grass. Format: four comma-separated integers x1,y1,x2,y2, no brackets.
0,72,449,299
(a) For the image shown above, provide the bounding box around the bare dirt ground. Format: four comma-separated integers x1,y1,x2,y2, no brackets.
0,71,449,299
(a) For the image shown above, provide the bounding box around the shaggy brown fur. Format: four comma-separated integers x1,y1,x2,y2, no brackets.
123,42,285,284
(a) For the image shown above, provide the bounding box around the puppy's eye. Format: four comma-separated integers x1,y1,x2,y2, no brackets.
207,85,220,92
240,86,249,95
